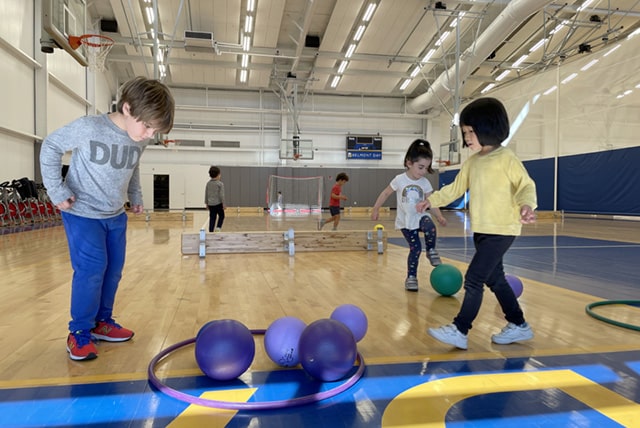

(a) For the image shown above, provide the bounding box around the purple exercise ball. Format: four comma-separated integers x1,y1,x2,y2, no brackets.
195,319,255,381
505,274,524,298
299,318,357,382
264,316,307,367
330,304,368,342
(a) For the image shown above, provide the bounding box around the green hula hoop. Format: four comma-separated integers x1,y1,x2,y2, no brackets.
585,300,640,331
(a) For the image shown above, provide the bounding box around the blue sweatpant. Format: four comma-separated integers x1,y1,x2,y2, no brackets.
62,212,127,332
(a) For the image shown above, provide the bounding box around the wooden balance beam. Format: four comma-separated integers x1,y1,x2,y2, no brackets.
181,229,387,256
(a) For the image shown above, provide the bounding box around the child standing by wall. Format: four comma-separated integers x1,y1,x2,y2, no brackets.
319,172,349,230
205,166,225,232
418,97,537,350
40,76,175,361
371,139,447,291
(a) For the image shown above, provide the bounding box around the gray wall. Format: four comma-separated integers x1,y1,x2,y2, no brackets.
207,166,438,209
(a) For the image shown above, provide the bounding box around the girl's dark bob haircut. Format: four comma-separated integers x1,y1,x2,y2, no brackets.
459,97,510,147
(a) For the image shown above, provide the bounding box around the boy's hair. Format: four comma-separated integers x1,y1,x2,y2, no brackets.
336,172,349,182
403,139,434,174
459,97,509,147
209,166,221,178
116,76,175,134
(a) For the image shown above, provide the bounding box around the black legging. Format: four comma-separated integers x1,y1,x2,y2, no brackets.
208,204,225,232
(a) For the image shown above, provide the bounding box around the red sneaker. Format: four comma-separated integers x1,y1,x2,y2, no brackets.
91,319,134,342
67,331,98,361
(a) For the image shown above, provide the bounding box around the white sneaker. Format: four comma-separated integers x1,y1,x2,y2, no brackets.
427,249,442,266
214,227,221,232
491,322,534,344
405,276,418,291
428,324,468,350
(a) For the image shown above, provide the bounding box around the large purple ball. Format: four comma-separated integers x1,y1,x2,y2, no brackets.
506,274,524,298
195,319,255,381
264,316,306,367
330,304,368,342
299,319,357,382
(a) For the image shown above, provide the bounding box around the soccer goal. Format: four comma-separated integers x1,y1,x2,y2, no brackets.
267,175,323,217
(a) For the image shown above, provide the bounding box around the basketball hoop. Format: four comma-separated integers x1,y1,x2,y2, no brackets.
162,139,177,148
68,34,114,72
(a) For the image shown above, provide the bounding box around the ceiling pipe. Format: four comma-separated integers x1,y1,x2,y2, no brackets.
405,0,555,114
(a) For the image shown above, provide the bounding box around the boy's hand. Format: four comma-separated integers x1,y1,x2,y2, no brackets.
436,216,447,226
56,196,75,211
131,204,144,214
520,205,536,224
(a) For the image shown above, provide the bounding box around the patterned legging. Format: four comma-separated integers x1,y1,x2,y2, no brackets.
400,215,437,277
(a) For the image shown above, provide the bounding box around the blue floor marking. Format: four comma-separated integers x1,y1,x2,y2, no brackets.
2,351,638,427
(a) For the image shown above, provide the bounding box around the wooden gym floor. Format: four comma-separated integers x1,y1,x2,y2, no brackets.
0,209,639,427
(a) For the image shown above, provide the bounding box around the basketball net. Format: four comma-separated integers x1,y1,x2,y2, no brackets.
69,34,114,73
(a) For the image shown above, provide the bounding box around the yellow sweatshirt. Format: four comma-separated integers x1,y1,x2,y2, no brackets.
428,146,537,236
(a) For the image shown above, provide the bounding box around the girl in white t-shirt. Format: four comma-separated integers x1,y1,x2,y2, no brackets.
371,139,447,291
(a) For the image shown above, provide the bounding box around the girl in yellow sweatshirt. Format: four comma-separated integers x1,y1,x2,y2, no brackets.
418,97,537,350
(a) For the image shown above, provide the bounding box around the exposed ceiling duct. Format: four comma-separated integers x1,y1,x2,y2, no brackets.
405,0,555,114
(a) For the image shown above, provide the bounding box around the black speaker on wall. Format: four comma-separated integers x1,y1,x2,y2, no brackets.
100,19,118,33
305,35,320,48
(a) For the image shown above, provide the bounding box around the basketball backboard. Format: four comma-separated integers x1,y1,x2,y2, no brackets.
42,0,88,66
280,138,314,161
439,140,461,167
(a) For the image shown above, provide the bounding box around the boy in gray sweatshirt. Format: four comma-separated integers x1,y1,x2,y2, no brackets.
40,77,175,361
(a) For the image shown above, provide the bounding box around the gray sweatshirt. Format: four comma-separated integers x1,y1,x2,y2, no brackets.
40,114,147,219
205,179,225,206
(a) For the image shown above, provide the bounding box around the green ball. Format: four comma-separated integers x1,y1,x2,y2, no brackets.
430,264,463,296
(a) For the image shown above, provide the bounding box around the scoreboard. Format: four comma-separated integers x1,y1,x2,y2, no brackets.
346,135,382,160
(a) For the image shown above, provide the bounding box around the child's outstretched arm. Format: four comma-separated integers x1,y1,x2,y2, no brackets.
371,185,394,221
430,206,447,226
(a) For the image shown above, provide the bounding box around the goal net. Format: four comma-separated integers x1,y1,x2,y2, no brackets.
267,175,323,217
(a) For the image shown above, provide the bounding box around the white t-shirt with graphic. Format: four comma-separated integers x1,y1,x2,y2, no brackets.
390,172,433,230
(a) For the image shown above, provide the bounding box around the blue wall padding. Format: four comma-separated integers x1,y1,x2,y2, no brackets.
522,157,555,211
436,146,640,215
557,146,640,215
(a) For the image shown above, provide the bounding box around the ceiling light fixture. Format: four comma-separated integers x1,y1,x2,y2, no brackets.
603,44,620,56
512,54,528,68
495,70,511,81
481,83,496,94
422,49,436,63
529,38,547,53
399,79,411,90
244,16,253,33
580,59,598,71
345,44,356,58
330,76,341,88
362,3,376,22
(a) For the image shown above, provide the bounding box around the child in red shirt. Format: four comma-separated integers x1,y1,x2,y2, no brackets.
318,172,349,230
